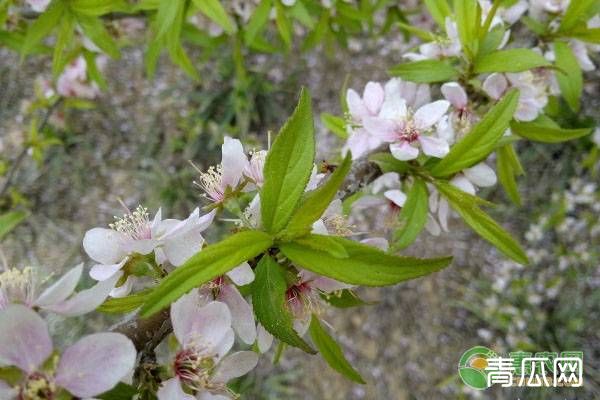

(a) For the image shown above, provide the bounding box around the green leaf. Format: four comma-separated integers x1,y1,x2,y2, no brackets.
69,0,129,16
435,182,528,264
22,0,65,57
302,9,329,51
559,0,597,33
283,153,351,238
368,152,409,174
191,0,236,35
252,256,315,353
140,230,273,317
77,15,120,59
83,50,108,90
454,0,480,60
321,113,348,139
261,88,315,233
553,41,582,112
429,89,519,177
97,290,151,313
275,2,293,50
388,59,459,83
280,235,452,286
474,49,551,73
293,235,349,258
479,25,506,55
510,120,592,143
155,0,183,39
496,144,523,206
308,315,365,384
97,382,138,400
320,289,374,308
52,10,75,77
244,0,272,45
0,210,28,241
568,27,600,44
424,0,451,28
393,178,428,249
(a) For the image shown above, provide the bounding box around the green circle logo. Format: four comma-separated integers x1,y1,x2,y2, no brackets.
458,346,498,390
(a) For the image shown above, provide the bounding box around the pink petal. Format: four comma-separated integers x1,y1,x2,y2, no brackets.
44,271,123,317
441,82,467,109
221,137,248,189
219,285,256,344
225,262,254,286
363,117,399,142
35,264,83,307
213,351,258,383
83,228,128,265
157,378,195,400
0,380,16,399
390,142,419,161
162,229,204,267
419,135,450,158
483,73,508,100
212,328,235,360
171,295,232,349
109,275,134,298
55,333,136,398
384,189,407,208
379,86,408,120
362,82,384,115
463,163,497,187
346,89,368,120
0,305,53,373
257,324,273,353
90,259,126,281
414,100,450,130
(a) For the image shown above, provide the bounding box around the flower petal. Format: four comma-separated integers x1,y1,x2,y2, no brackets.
225,262,254,286
450,175,476,195
55,333,136,398
425,214,441,236
414,100,450,130
219,285,256,344
35,264,83,308
464,163,497,187
82,228,128,265
0,380,17,400
441,82,467,109
483,73,508,100
162,229,204,267
360,237,389,251
362,82,384,115
44,271,123,317
257,324,273,353
0,305,53,372
390,142,419,161
438,198,450,232
419,135,450,158
346,89,368,120
221,137,247,190
157,378,195,400
362,117,398,142
90,259,126,281
384,189,407,208
213,351,259,383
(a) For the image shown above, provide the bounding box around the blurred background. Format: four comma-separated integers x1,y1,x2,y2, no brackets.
1,4,599,399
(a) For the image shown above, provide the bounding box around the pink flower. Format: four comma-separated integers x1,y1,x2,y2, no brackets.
56,56,100,99
343,82,385,159
483,72,549,122
0,304,136,399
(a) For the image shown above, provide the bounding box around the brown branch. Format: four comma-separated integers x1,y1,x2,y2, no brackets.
20,9,147,20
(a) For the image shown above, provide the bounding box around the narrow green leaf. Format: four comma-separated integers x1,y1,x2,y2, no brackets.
474,49,551,73
22,1,65,57
252,256,315,353
83,50,108,90
275,2,292,50
280,235,452,286
496,144,522,206
52,11,75,77
155,0,182,39
283,153,351,238
559,0,596,33
0,211,28,241
69,0,130,16
553,41,582,112
191,0,236,35
140,230,273,317
320,289,374,308
309,315,365,384
568,27,600,44
510,120,592,143
97,290,151,313
454,0,480,60
424,0,451,28
388,59,459,83
293,235,349,258
368,152,409,174
302,9,329,51
320,113,348,139
261,88,315,233
479,25,506,55
244,0,272,45
77,15,120,59
393,178,428,249
435,182,528,264
429,89,519,177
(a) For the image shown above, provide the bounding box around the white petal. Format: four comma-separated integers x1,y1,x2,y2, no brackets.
82,228,128,265
414,100,450,129
35,264,83,307
0,380,16,399
89,259,126,281
311,276,352,293
0,305,53,373
109,275,134,299
162,229,204,267
438,199,450,232
219,285,256,344
390,142,419,160
171,295,231,349
225,262,254,286
483,73,508,100
360,237,389,251
379,91,407,121
362,82,384,115
257,324,273,353
346,89,368,120
371,172,400,193
44,271,123,317
125,238,157,255
221,137,248,190
311,219,329,235
450,175,477,195
419,135,450,158
157,378,195,400
464,163,497,187
362,117,398,142
441,82,467,109
213,351,258,383
212,328,235,361
384,189,407,208
55,333,136,398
